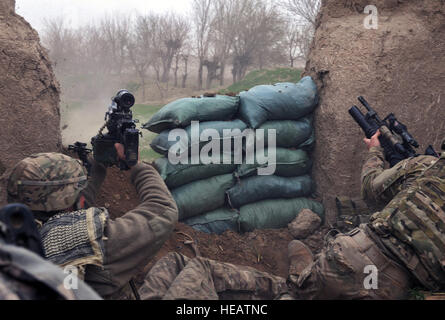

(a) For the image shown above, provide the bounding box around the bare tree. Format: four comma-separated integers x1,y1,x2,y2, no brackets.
99,15,131,76
127,14,156,101
180,43,192,89
231,0,283,83
203,57,220,89
79,23,113,75
192,0,214,90
209,0,243,86
282,0,321,27
181,54,190,89
173,41,191,88
41,1,305,100
158,13,190,83
284,20,312,67
42,17,80,72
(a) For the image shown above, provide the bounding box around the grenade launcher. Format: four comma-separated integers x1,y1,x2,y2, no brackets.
349,96,439,167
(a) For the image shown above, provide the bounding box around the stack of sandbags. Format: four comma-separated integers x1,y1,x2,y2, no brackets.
227,77,323,232
143,77,324,235
144,95,242,234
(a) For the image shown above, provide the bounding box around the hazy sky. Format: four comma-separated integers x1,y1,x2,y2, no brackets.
16,0,192,32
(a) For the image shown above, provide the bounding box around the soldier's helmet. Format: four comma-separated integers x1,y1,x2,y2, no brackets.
7,153,87,212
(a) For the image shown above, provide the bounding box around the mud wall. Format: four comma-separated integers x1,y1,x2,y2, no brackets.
305,0,445,223
0,1,61,202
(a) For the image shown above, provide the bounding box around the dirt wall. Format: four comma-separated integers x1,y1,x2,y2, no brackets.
0,1,61,202
305,0,445,223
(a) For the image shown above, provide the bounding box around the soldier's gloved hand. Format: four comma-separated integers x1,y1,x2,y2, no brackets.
114,143,138,168
363,130,381,150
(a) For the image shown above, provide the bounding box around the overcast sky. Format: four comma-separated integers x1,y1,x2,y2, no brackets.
16,0,192,33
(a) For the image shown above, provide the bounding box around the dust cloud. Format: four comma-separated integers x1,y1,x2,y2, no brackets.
61,98,112,147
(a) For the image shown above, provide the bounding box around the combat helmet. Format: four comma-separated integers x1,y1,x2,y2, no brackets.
7,153,87,212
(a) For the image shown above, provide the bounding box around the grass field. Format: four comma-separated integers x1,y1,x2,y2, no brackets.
220,68,303,94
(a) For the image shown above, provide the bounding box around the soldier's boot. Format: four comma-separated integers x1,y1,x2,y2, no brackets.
288,240,314,277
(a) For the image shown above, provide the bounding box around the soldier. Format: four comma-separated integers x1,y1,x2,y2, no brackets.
0,205,101,300
6,144,178,299
287,132,445,299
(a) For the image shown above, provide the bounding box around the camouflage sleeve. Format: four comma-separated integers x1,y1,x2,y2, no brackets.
80,158,107,208
361,146,386,202
100,163,178,295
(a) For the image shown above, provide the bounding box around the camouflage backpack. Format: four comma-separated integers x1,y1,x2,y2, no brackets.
370,153,445,290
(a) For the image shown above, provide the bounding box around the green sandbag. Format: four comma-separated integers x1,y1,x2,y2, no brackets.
235,148,312,178
227,175,314,208
172,174,235,221
239,198,324,232
259,116,313,149
143,95,240,133
239,76,319,129
183,208,239,235
150,119,247,156
154,157,237,189
298,131,315,151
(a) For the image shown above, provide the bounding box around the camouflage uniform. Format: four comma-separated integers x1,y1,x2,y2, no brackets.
361,147,437,206
0,240,101,300
7,153,178,299
367,149,445,291
138,252,289,300
289,146,444,299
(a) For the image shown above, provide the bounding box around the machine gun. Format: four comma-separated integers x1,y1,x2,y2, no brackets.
349,96,439,167
70,90,140,171
0,204,44,257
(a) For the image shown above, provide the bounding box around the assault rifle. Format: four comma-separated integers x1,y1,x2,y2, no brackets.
70,90,141,171
349,96,439,167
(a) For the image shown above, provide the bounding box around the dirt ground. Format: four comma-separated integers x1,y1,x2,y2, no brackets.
94,166,327,287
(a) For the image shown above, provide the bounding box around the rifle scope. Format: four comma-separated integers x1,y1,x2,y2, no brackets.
113,90,135,110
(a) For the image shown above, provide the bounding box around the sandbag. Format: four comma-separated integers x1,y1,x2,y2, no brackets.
239,76,319,128
143,95,240,133
227,175,314,208
235,148,312,178
298,131,315,151
172,174,235,220
183,208,239,235
154,157,237,189
150,119,247,157
259,116,313,149
239,198,324,232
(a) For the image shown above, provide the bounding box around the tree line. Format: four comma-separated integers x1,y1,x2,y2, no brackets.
42,0,320,100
